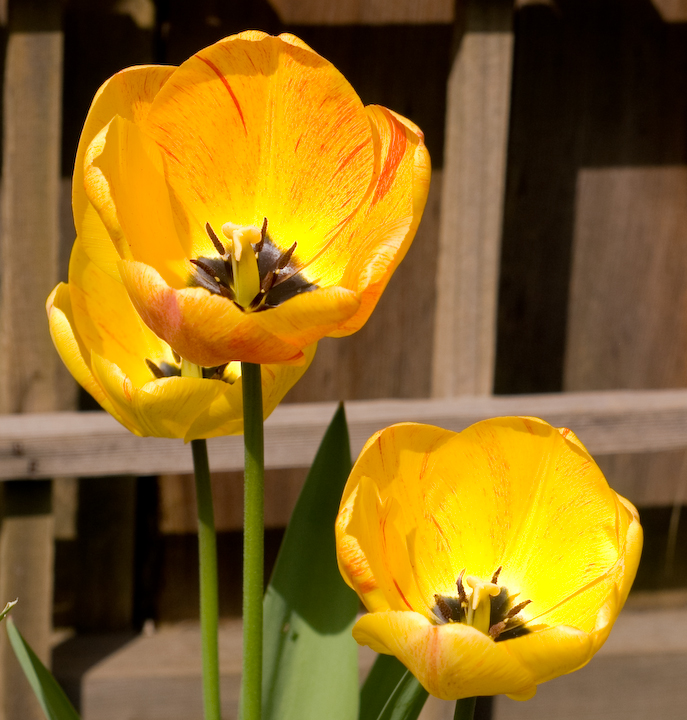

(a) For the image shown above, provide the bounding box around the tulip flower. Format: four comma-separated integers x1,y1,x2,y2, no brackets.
47,238,314,440
335,418,642,701
74,30,431,368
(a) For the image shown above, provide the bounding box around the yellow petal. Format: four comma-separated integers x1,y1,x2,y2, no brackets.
184,342,317,441
84,115,189,286
74,66,175,273
46,284,123,424
90,353,225,439
118,260,306,366
311,106,431,319
68,239,170,388
352,611,536,701
141,31,376,265
336,423,458,616
252,286,361,349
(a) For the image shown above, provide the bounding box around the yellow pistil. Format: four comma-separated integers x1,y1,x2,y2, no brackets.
464,575,500,635
224,361,241,384
222,223,261,309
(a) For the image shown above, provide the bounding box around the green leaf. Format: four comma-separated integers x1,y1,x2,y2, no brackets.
6,618,80,720
0,599,17,622
263,403,359,720
360,654,428,720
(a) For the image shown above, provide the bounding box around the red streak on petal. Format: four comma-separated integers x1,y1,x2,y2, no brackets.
372,109,408,206
336,139,369,175
559,427,572,438
392,578,414,611
196,54,247,135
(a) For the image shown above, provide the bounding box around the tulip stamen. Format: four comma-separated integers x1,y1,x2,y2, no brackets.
190,218,317,310
434,566,533,642
206,222,228,256
146,359,166,379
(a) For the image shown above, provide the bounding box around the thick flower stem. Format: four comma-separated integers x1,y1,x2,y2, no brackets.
240,361,264,720
453,697,477,720
191,438,221,720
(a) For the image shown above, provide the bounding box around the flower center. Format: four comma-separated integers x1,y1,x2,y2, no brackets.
433,567,532,642
188,219,316,311
145,352,240,383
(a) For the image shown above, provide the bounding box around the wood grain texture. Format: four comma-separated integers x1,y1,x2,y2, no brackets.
0,389,686,507
0,2,67,717
267,0,453,25
52,596,687,720
432,0,514,397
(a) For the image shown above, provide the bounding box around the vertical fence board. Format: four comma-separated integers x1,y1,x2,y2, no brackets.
432,0,514,397
0,1,65,717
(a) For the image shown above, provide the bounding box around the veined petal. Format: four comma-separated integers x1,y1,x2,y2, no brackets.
502,625,595,690
353,611,536,701
251,286,361,349
119,260,306,366
68,239,171,387
307,106,431,303
90,353,225,439
142,31,375,264
84,115,189,286
74,66,175,271
46,285,123,424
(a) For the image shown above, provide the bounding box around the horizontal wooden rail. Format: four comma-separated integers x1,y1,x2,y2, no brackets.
0,389,686,480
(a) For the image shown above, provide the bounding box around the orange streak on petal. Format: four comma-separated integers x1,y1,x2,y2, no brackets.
196,54,247,135
371,108,408,206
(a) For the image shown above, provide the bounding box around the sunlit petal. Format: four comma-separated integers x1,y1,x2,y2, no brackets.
336,418,642,701
119,260,306,367
353,611,536,701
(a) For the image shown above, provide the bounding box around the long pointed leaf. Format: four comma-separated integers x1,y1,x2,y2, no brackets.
263,403,359,720
360,654,428,720
6,618,80,720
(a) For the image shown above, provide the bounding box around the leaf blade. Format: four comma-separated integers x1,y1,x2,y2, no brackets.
262,403,359,720
6,618,80,720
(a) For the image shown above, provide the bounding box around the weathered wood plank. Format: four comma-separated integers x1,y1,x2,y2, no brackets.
0,389,686,504
0,1,67,716
52,594,687,720
267,0,453,25
432,0,514,397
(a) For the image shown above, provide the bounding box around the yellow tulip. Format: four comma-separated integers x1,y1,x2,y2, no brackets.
47,238,314,440
74,30,431,368
335,418,642,701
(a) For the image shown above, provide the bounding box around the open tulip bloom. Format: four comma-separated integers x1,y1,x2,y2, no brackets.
336,417,642,704
33,30,432,720
47,238,314,440
74,30,430,368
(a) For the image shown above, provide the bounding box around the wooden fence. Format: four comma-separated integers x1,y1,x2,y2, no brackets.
1,0,687,717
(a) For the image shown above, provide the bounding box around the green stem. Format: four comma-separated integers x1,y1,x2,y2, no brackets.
191,438,221,720
453,697,477,720
240,362,265,720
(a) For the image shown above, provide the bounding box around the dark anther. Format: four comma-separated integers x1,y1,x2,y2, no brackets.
434,594,453,624
146,359,166,379
217,283,234,299
208,363,228,381
190,258,221,284
504,599,531,620
255,217,268,252
206,222,227,255
489,621,507,639
276,242,297,271
260,270,275,294
456,569,468,605
172,350,181,364
491,566,502,584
